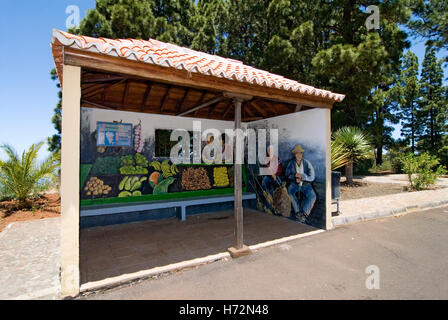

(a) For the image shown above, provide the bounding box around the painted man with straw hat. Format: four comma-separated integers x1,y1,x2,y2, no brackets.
285,144,316,223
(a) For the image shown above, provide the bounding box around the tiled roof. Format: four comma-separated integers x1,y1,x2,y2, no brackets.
51,29,345,102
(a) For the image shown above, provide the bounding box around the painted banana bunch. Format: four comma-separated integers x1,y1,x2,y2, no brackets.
150,160,178,178
118,176,147,197
149,160,178,195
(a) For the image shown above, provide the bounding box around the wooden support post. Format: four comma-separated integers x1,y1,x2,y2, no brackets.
234,98,243,249
228,96,252,258
60,65,81,297
325,108,333,230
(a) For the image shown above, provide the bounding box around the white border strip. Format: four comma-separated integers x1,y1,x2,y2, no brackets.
80,252,230,292
248,229,325,251
79,229,323,293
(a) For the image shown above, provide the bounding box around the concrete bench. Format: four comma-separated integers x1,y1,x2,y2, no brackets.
80,192,257,221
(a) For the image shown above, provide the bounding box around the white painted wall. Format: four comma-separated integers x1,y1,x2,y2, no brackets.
249,108,327,149
81,107,236,138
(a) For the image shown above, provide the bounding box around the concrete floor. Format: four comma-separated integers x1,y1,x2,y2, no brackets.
82,205,448,300
80,209,316,285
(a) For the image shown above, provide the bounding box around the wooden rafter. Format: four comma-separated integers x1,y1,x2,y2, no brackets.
179,95,224,117
82,99,116,110
83,76,125,84
242,116,263,122
84,79,126,100
140,82,152,112
244,102,256,117
207,100,223,118
82,84,105,96
222,101,234,119
121,80,129,106
176,88,190,113
250,100,268,117
193,91,206,117
159,85,171,112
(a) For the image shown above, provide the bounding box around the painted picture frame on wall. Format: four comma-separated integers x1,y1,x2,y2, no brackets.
96,121,133,147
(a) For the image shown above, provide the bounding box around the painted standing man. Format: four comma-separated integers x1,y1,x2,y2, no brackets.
286,144,316,223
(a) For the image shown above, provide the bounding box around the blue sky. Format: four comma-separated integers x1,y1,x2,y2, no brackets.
0,0,95,161
0,1,446,161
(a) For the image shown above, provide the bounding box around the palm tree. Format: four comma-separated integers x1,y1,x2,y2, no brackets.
333,127,372,185
0,142,59,208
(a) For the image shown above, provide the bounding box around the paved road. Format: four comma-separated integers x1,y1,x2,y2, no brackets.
82,206,448,300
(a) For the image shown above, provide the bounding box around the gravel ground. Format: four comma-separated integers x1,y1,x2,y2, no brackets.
340,180,406,200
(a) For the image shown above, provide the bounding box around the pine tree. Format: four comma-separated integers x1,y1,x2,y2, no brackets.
397,51,420,153
48,69,62,153
48,0,197,152
417,45,446,153
409,0,448,59
48,0,415,162
190,0,228,54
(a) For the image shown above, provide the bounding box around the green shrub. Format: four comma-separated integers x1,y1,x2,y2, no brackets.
369,160,392,174
438,146,448,171
400,152,446,190
355,158,374,175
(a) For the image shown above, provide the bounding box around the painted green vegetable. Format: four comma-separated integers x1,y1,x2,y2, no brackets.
153,177,175,195
130,181,141,192
124,177,132,191
132,191,142,196
90,156,121,175
119,176,129,191
150,161,161,171
118,191,132,197
130,176,139,187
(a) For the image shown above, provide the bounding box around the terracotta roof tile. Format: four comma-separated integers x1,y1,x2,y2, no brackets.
51,29,345,102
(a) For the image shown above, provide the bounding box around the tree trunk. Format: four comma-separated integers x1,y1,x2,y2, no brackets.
411,102,415,154
376,146,383,166
345,161,354,185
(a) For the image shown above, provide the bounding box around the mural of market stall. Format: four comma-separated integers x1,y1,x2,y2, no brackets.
51,29,345,297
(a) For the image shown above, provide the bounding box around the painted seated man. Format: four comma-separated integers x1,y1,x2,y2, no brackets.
261,145,282,197
285,144,316,223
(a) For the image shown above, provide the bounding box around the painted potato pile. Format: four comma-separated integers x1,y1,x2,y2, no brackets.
84,177,112,196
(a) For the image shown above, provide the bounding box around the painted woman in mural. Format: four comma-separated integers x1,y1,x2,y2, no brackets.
286,144,317,223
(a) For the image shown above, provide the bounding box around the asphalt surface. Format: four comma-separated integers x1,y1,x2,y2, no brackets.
81,206,448,300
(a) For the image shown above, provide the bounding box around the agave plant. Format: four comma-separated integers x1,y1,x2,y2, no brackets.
332,127,372,185
0,142,59,207
331,139,350,171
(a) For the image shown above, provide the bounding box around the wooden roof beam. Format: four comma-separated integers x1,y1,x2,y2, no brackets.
176,88,190,113
121,80,129,106
140,82,152,112
160,85,171,112
179,94,224,117
65,49,335,109
250,100,268,117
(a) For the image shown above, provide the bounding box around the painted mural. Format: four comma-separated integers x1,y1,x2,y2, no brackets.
80,108,245,206
246,109,328,229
